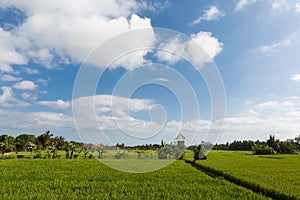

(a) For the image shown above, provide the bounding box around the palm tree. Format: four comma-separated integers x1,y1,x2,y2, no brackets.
267,135,280,153
52,136,65,150
37,131,53,150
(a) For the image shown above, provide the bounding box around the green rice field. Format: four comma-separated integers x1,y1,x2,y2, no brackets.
0,158,269,200
194,150,300,199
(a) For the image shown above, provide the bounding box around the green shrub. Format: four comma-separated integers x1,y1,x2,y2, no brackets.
252,144,275,155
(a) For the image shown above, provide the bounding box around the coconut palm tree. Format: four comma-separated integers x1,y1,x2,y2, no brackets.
267,135,280,153
37,131,53,150
52,136,65,150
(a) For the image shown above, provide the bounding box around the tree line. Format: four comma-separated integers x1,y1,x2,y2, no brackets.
1,131,299,158
0,132,185,159
0,131,87,159
213,135,300,154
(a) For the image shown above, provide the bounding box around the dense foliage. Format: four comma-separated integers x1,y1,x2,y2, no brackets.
157,140,185,159
252,135,297,155
214,135,299,155
0,131,81,157
0,133,189,161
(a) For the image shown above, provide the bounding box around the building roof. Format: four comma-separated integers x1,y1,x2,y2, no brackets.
176,133,185,140
28,141,35,147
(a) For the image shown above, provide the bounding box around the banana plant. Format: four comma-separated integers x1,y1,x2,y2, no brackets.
48,146,57,158
30,145,38,159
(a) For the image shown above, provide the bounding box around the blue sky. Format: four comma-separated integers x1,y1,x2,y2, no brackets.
0,0,300,146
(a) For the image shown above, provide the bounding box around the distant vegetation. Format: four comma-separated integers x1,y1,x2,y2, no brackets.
0,131,185,160
0,131,86,159
1,131,299,160
214,135,300,155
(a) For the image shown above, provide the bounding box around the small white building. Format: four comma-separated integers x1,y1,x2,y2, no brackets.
175,133,185,147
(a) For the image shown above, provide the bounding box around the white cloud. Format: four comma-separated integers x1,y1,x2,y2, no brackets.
107,15,155,70
0,86,14,105
0,86,28,107
156,31,223,68
72,94,221,144
28,48,54,69
286,111,300,117
282,101,295,107
256,38,291,55
23,67,39,74
155,36,185,65
271,0,300,12
235,0,257,12
82,14,155,70
252,98,300,116
0,28,28,73
290,73,300,82
253,100,295,111
0,1,155,70
37,78,48,85
235,0,299,12
13,80,37,90
1,93,300,144
254,101,279,110
0,65,14,73
73,94,168,141
191,32,223,60
271,0,291,11
146,0,170,13
287,96,300,100
0,74,22,82
37,99,70,110
74,94,154,118
189,6,225,25
0,109,74,135
0,0,145,18
248,109,259,116
296,2,300,12
219,96,300,142
22,92,37,100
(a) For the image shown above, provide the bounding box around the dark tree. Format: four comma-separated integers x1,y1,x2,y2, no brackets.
267,135,280,153
52,136,65,150
37,131,53,150
15,134,36,152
